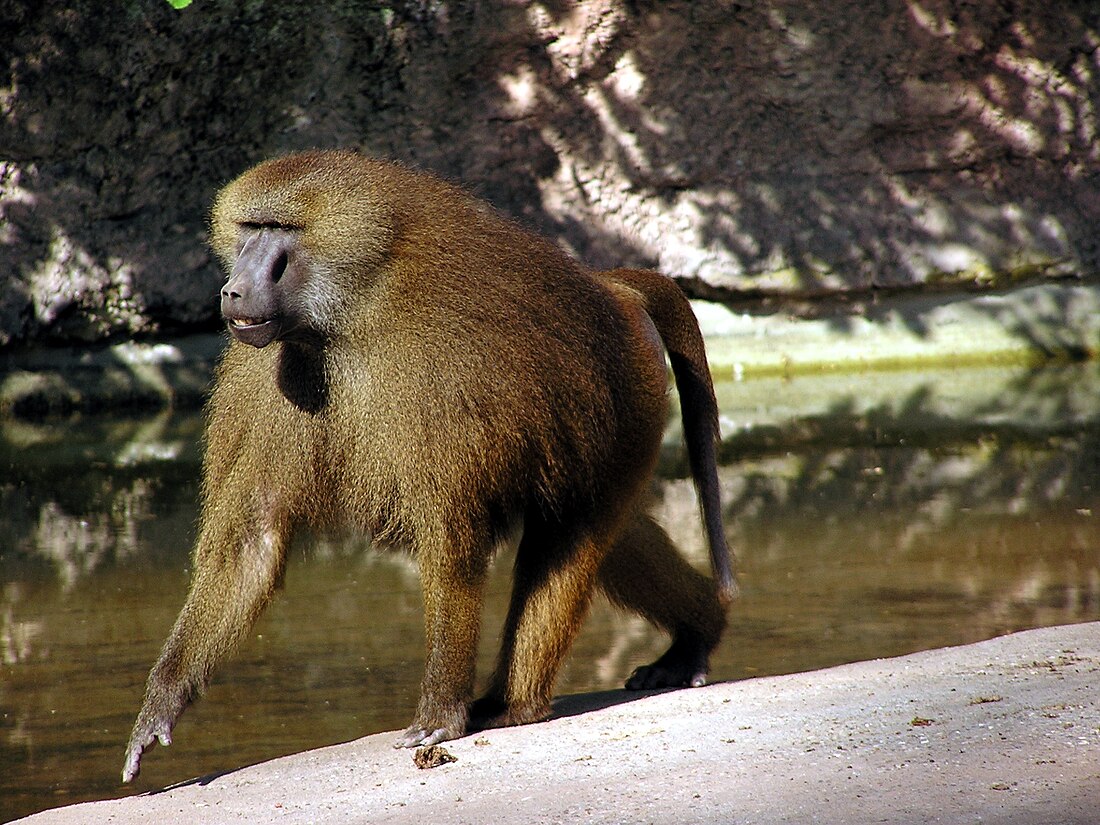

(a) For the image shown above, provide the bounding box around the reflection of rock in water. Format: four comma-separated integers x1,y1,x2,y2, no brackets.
657,360,1100,547
33,501,113,589
0,411,204,588
2,584,44,666
28,480,156,589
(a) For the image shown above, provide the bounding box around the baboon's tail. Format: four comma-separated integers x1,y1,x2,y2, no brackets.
605,268,737,604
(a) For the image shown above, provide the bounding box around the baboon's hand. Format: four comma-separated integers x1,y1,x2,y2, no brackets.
394,699,469,749
394,725,454,749
121,704,176,783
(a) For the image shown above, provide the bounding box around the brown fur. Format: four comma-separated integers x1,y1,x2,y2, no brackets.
121,150,733,782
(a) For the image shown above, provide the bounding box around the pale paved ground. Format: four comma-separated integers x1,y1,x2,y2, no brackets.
16,622,1100,825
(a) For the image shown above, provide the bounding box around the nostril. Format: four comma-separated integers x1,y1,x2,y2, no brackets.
222,287,241,300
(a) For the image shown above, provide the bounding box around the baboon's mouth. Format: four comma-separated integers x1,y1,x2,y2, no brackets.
225,317,280,348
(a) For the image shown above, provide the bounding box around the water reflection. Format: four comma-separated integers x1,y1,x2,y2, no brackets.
2,363,1099,820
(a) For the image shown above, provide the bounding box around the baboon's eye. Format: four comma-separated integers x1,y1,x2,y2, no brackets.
272,251,288,283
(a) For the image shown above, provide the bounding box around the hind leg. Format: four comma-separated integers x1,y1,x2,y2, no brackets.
472,518,608,729
598,511,728,690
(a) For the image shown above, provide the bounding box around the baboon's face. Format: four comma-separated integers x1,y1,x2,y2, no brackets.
220,225,309,348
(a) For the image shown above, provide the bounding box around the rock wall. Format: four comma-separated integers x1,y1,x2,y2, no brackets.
1,0,1098,346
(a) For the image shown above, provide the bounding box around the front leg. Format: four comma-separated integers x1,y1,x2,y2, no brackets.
395,547,487,748
122,511,291,782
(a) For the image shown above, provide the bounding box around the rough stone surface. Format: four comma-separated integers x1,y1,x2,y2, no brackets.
2,1,1098,346
14,622,1100,825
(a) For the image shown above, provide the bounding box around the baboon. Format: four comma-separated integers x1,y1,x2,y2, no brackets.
121,150,734,783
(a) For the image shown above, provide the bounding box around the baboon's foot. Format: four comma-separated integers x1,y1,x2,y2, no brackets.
626,637,711,690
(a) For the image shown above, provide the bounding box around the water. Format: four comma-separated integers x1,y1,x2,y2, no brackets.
2,363,1099,821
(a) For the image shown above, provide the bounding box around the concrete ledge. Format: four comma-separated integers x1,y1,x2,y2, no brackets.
694,281,1100,377
18,622,1100,825
2,283,1099,417
0,333,225,416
